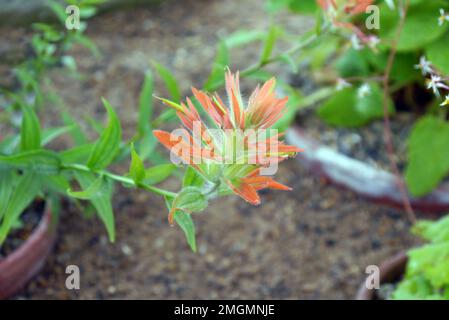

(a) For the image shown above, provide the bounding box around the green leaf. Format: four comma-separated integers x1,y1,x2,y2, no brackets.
392,275,436,300
336,48,370,78
151,61,181,103
0,171,41,245
203,41,230,91
265,0,290,13
138,71,154,136
42,125,76,146
74,171,115,242
405,116,449,196
288,0,318,14
164,195,197,252
413,215,449,244
144,163,177,185
0,171,13,221
129,144,146,184
380,2,449,52
317,83,393,127
60,144,93,164
61,111,88,145
224,30,265,48
407,243,449,288
20,105,41,151
47,0,67,24
174,211,197,253
68,175,106,200
260,25,279,64
45,175,71,195
86,98,122,170
182,166,205,188
0,150,61,175
172,187,208,214
426,32,449,75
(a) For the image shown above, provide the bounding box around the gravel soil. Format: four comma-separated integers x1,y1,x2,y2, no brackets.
0,0,419,299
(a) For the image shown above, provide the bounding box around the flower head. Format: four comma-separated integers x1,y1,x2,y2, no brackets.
426,75,449,97
336,78,352,91
357,83,371,98
439,9,449,26
415,56,433,76
154,70,302,208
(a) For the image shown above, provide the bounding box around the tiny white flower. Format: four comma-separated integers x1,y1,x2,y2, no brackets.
385,0,395,10
414,56,433,76
358,84,371,99
336,78,352,91
438,8,449,26
426,75,449,97
351,34,363,50
367,36,380,49
440,95,449,107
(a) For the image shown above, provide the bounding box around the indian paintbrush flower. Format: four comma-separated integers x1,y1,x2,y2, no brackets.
153,70,302,224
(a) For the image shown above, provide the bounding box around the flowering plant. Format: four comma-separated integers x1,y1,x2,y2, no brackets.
154,70,301,249
1,60,300,252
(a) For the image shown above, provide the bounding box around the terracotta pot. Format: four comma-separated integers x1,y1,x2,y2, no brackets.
356,251,408,300
0,204,57,299
286,126,449,215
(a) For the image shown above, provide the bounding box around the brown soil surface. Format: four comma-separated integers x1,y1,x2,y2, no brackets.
1,0,419,299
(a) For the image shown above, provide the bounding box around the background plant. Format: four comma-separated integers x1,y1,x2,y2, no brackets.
392,215,449,299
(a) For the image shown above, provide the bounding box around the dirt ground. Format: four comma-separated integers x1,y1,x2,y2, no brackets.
2,0,420,299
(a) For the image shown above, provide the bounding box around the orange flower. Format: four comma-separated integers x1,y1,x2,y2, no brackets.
154,70,302,205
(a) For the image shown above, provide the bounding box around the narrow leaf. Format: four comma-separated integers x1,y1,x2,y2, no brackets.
129,143,146,184
0,172,41,245
75,171,115,242
138,71,154,136
151,61,181,103
20,105,41,151
86,98,122,170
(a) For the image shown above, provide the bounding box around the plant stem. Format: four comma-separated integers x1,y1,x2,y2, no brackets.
61,163,177,198
382,0,416,225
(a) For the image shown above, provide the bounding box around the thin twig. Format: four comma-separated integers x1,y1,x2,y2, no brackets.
382,0,416,224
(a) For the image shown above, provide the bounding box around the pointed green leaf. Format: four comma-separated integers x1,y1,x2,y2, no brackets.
164,195,197,252
203,41,230,91
151,61,181,103
0,150,61,175
138,71,154,136
42,125,76,146
0,171,13,221
0,171,41,245
143,163,177,185
86,98,122,170
129,143,146,184
20,105,41,151
260,25,279,64
74,171,115,242
182,166,205,188
68,175,106,200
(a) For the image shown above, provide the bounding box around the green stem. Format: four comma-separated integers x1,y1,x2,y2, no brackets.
61,163,177,198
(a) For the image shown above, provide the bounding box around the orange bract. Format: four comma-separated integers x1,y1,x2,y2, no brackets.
153,70,303,205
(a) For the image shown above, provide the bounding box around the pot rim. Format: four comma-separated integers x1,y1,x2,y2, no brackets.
356,251,408,300
0,201,57,299
286,126,449,215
